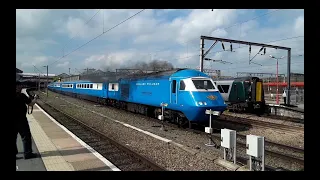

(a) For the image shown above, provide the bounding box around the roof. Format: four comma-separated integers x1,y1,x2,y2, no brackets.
56,69,210,82
213,76,259,82
17,73,56,77
119,68,185,80
58,80,93,83
57,73,70,78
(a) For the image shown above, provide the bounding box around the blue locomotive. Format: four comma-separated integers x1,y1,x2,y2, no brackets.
48,69,227,127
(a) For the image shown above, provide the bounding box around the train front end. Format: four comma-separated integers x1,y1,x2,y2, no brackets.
179,77,227,123
247,77,266,113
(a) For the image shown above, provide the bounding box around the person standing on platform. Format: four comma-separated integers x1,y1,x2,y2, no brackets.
15,81,38,159
282,89,287,105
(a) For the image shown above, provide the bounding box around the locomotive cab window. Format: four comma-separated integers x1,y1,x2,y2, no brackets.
180,80,185,90
192,79,215,90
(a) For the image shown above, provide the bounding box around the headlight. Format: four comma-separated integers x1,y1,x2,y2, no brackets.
198,102,203,105
203,102,207,105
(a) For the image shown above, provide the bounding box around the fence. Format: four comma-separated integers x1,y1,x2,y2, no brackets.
265,89,304,105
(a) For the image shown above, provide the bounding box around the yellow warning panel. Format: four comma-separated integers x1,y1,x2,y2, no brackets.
256,81,262,102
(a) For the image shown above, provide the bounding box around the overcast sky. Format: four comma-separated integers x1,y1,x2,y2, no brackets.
16,9,304,76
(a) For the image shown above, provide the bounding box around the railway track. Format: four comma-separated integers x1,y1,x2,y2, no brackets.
34,90,304,170
260,114,303,124
31,93,165,171
226,111,304,124
219,114,304,134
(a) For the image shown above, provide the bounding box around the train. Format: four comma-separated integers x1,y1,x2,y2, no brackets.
213,76,266,114
48,68,227,128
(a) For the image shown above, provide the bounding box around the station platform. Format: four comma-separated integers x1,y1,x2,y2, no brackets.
265,100,304,112
16,89,120,171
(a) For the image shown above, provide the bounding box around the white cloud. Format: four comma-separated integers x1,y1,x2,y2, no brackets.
16,9,304,76
16,37,57,52
294,16,304,35
20,55,49,69
56,61,70,68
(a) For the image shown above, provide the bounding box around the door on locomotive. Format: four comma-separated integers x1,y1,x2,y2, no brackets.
170,79,178,104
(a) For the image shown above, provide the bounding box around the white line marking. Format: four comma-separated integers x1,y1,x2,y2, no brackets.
34,103,121,171
31,109,42,112
60,98,173,144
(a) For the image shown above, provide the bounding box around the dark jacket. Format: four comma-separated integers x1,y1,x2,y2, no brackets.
16,92,32,120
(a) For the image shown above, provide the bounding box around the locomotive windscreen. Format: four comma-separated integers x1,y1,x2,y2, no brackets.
192,79,215,90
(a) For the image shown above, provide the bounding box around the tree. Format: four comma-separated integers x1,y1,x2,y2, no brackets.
53,76,59,82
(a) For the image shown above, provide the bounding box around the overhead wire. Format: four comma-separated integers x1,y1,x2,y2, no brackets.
139,9,283,59
158,35,304,63
49,9,146,67
62,9,101,53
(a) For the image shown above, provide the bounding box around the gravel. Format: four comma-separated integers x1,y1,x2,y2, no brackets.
224,111,304,128
36,91,304,170
37,91,226,171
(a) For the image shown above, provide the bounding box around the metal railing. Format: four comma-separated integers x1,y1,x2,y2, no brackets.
265,89,304,105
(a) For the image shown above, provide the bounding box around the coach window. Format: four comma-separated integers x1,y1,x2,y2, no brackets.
90,84,93,88
172,80,176,93
221,85,229,93
180,80,185,90
217,85,225,93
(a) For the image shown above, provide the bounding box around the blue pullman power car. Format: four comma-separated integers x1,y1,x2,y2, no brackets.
48,69,227,127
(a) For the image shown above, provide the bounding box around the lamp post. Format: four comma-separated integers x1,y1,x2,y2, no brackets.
269,55,285,105
43,65,48,97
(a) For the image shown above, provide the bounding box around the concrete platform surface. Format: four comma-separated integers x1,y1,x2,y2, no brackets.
16,89,121,171
16,135,46,171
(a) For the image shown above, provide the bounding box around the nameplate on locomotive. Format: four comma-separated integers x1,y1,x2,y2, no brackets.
136,82,160,86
